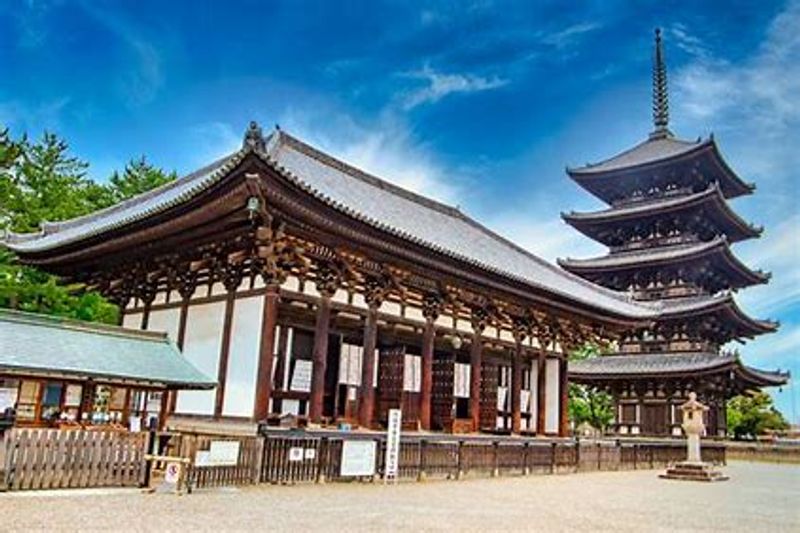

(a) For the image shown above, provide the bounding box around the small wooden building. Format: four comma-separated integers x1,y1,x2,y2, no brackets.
0,309,215,430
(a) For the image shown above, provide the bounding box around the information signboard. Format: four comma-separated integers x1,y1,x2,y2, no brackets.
340,440,376,477
208,440,240,466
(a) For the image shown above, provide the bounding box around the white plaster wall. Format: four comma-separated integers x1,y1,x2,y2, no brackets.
545,358,560,434
222,296,264,417
176,301,225,415
404,306,424,323
147,308,180,343
380,300,402,316
122,312,142,329
529,365,538,433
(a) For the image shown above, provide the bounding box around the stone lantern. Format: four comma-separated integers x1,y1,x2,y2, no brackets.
660,393,728,482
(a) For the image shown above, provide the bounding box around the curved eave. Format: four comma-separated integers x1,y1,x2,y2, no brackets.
735,364,790,388
567,138,755,201
559,238,769,289
562,184,762,243
1,145,657,327
568,353,737,381
660,295,779,338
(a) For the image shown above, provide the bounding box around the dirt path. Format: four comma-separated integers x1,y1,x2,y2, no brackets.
1,461,798,532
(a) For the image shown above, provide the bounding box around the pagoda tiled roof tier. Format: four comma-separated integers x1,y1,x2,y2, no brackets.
566,134,755,204
657,293,778,341
1,127,661,322
558,237,770,290
568,351,789,388
562,184,763,245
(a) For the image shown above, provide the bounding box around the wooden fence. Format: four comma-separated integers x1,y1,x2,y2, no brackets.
0,428,728,492
1,428,148,491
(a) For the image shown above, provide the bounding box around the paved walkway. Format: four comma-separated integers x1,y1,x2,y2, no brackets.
1,462,798,532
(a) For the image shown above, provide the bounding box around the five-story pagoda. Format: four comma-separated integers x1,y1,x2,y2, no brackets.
562,30,788,437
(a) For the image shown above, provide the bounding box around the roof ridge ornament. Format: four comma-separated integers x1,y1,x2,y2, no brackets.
649,28,672,140
243,120,266,152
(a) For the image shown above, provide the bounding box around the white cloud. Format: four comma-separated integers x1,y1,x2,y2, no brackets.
541,22,602,49
737,213,800,317
278,107,461,204
674,2,800,134
487,215,604,263
401,66,508,110
78,2,164,107
0,97,71,132
185,121,241,167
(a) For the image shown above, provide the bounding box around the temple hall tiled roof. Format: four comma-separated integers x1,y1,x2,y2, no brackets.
2,126,666,321
0,309,216,389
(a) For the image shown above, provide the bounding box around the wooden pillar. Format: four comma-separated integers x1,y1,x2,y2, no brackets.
309,293,333,423
358,302,379,428
419,317,436,430
511,342,523,434
536,350,546,436
214,291,236,417
469,331,483,432
140,302,151,330
558,357,569,437
254,284,280,421
168,298,191,415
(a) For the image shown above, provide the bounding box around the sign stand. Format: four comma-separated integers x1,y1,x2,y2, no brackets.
144,455,191,495
384,409,402,485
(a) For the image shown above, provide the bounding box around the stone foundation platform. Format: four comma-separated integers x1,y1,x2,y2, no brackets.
660,462,729,482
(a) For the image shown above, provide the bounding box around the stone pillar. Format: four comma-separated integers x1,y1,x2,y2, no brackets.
469,330,484,432
358,301,379,428
419,317,436,430
511,342,523,434
254,284,280,421
309,290,334,423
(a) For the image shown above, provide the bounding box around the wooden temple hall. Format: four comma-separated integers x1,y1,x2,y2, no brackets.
3,120,679,438
563,30,788,437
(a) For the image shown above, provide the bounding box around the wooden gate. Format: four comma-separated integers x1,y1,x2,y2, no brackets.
2,428,148,491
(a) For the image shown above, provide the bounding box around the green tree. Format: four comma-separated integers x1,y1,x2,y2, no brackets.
727,391,789,440
0,131,103,233
568,343,615,433
107,156,176,202
0,129,175,325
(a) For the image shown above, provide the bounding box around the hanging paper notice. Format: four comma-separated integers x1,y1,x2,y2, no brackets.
290,360,313,392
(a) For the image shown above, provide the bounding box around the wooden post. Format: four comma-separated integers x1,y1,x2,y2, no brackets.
168,298,191,415
358,303,379,428
419,317,436,430
537,350,546,436
309,294,332,423
214,291,236,417
254,285,280,421
559,357,569,437
511,343,523,434
469,332,483,432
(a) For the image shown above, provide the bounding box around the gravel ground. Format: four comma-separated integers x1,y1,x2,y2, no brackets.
1,461,798,532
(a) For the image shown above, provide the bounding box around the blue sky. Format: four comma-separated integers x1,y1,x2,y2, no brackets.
2,0,798,421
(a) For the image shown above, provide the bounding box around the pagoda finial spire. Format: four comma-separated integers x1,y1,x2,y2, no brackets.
650,28,671,139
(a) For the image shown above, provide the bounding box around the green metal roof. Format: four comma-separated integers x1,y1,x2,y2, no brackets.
0,310,216,389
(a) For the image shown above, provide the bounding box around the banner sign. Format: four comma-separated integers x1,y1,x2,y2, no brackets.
384,409,402,482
